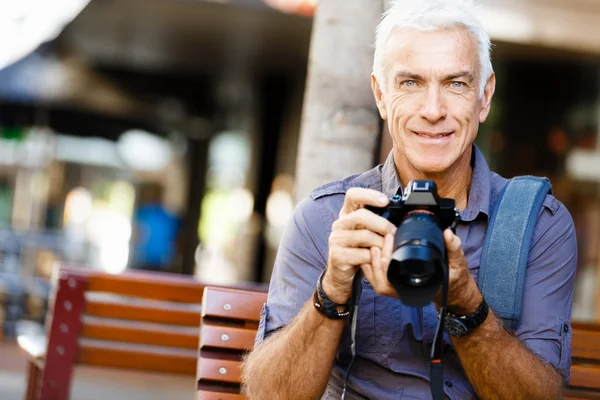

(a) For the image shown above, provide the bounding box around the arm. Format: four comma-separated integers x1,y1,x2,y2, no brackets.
451,308,563,400
241,298,345,399
241,188,396,399
441,200,576,400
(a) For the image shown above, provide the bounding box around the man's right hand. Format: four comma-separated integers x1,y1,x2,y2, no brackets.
322,187,397,304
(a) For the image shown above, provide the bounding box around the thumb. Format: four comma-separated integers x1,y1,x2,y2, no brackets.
443,229,464,265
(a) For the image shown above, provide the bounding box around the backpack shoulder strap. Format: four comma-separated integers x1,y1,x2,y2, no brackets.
478,176,551,330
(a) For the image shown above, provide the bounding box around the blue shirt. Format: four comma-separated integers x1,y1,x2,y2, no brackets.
256,146,577,399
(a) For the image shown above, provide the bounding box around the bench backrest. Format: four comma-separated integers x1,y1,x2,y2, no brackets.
46,266,209,379
566,322,600,399
197,286,267,399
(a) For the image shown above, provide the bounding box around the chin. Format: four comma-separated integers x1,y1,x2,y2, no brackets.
408,154,455,175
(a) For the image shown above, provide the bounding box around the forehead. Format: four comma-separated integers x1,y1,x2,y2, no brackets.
382,26,479,77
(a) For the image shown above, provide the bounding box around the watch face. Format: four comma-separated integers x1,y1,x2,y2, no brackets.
444,318,469,337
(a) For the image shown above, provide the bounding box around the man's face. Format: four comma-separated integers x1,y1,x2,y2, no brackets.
372,27,495,174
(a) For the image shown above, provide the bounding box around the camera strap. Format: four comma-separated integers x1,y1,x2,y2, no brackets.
341,271,363,400
430,253,449,400
341,261,448,400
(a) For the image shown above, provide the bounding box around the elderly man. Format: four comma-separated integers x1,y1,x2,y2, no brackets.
242,0,577,399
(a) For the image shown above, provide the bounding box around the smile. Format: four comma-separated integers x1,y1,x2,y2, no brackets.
413,131,454,139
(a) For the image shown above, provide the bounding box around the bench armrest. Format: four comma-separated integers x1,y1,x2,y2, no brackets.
16,320,47,366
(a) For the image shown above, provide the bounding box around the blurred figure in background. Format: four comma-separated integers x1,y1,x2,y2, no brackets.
131,183,181,273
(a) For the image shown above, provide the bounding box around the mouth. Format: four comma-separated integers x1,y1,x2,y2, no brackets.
412,131,454,140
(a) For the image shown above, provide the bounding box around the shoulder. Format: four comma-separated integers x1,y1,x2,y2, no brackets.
308,164,383,201
291,165,383,234
489,172,566,218
489,172,575,256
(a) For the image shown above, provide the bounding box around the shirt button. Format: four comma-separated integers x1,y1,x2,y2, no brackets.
563,323,569,333
445,381,454,388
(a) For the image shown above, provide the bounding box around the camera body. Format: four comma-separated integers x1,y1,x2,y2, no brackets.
367,180,460,307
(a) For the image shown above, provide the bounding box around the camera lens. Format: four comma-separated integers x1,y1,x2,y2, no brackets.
387,212,446,307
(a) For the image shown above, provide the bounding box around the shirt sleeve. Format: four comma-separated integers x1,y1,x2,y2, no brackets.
514,195,577,380
255,196,331,345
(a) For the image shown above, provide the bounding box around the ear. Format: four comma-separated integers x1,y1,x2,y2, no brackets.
371,74,388,120
479,72,496,123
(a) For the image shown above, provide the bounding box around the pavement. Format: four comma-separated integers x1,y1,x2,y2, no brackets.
0,340,195,400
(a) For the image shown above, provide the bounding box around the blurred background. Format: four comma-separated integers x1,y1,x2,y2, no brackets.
0,0,600,397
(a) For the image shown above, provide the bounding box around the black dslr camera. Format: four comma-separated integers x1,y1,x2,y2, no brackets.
368,180,460,307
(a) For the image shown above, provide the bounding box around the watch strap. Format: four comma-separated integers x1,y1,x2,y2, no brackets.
313,271,351,320
444,297,489,335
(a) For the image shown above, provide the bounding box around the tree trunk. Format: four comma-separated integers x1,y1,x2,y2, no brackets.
294,0,385,202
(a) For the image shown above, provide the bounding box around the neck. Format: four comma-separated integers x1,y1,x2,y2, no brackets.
393,147,473,210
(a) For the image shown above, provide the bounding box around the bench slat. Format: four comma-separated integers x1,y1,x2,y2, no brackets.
200,323,256,352
78,339,198,375
197,358,242,384
564,387,600,399
570,364,600,390
573,329,600,361
61,265,267,303
86,270,205,303
196,390,246,400
81,316,199,349
85,295,201,326
202,287,266,322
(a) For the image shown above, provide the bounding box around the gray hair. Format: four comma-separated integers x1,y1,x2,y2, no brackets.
373,0,493,98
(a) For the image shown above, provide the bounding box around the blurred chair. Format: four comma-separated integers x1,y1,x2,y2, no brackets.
197,286,267,399
566,323,600,399
17,265,266,400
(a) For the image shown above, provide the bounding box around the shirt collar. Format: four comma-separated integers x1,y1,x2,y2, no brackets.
381,151,402,198
380,145,491,221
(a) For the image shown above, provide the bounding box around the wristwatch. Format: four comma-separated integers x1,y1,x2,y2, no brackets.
441,298,489,337
313,271,352,320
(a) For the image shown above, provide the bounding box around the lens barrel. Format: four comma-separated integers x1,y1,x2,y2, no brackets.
387,212,446,307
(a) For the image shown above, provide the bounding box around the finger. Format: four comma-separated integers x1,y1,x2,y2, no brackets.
373,234,393,282
381,233,394,267
443,229,465,265
370,240,398,297
370,246,385,284
361,262,375,287
329,229,385,249
330,247,372,267
340,187,389,216
334,208,397,236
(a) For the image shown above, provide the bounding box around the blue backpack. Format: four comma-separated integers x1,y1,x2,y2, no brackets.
479,176,552,330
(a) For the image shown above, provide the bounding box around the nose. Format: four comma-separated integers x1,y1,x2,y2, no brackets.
420,87,447,123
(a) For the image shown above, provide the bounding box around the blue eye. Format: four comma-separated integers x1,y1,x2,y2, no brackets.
451,81,464,88
404,80,416,87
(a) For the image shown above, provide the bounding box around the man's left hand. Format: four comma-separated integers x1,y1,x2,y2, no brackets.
436,229,483,314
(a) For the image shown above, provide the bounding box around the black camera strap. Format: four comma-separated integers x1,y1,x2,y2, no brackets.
341,271,363,400
430,254,449,400
341,261,448,400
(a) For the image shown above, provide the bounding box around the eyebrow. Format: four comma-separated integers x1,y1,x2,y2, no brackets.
393,70,475,83
393,71,424,82
444,71,475,82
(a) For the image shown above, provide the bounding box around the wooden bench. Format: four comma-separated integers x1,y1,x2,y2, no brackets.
197,286,267,399
195,290,600,399
18,265,266,400
566,322,600,399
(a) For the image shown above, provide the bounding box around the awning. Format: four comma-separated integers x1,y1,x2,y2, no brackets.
269,0,600,55
477,0,600,55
